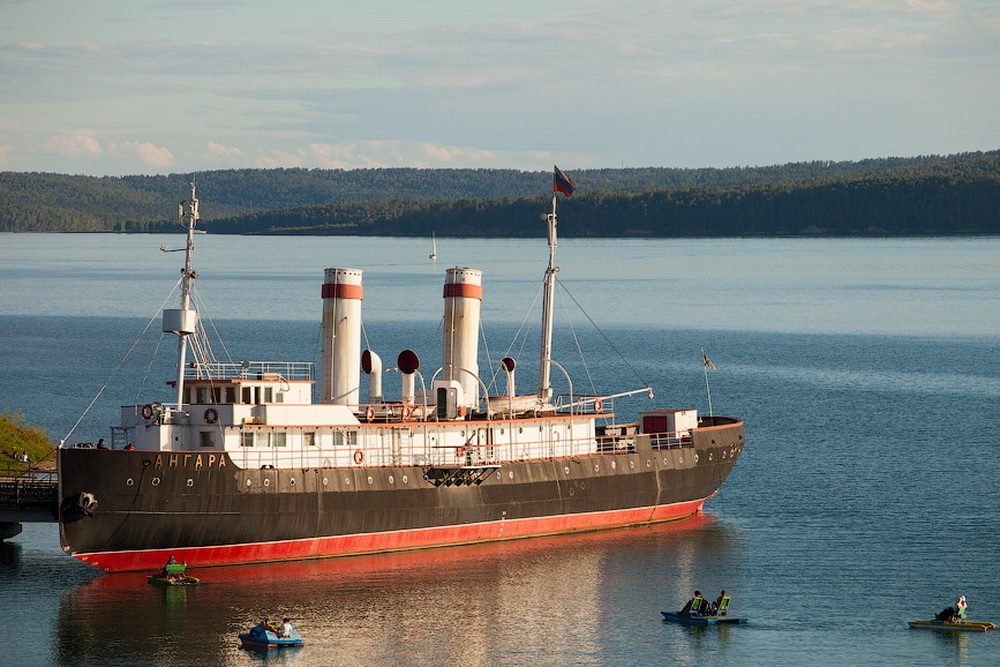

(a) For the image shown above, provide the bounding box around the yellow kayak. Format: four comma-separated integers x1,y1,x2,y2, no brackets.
908,619,996,632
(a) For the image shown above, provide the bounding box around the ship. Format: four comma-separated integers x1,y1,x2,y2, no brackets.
57,171,745,572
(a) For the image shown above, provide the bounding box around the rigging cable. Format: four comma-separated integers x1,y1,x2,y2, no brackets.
61,277,183,446
556,277,650,389
486,282,543,392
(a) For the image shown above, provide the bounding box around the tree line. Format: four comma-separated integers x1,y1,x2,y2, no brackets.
1,151,997,235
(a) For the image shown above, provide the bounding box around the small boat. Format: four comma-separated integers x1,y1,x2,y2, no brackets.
429,231,437,261
908,619,996,632
147,573,200,587
661,611,748,626
238,624,304,649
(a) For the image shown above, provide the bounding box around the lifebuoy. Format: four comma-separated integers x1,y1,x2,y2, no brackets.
593,399,603,413
353,449,364,465
204,408,218,424
141,404,154,419
365,406,376,422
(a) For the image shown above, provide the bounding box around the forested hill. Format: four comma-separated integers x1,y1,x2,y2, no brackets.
0,150,997,235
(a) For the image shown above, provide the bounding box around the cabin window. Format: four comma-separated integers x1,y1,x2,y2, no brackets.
264,387,273,403
304,432,316,447
273,432,287,448
241,431,254,448
333,431,344,448
346,431,358,446
199,431,216,448
196,387,208,404
241,387,252,404
255,387,263,405
211,387,222,404
189,388,198,404
275,391,284,403
225,387,236,404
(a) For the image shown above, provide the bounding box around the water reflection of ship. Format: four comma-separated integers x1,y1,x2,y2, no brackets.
58,515,740,666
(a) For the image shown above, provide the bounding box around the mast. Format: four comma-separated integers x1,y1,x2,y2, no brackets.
172,181,199,407
538,195,558,403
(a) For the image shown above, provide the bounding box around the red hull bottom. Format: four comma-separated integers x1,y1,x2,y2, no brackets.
75,496,711,572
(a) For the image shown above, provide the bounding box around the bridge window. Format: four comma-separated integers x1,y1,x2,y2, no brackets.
263,387,273,403
273,432,287,447
225,387,236,403
304,432,316,447
200,431,216,448
241,431,254,448
241,387,252,404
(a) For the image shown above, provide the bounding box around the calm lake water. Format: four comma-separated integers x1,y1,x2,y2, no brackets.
2,233,999,666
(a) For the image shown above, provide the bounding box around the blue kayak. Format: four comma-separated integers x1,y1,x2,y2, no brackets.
661,612,748,626
238,625,304,649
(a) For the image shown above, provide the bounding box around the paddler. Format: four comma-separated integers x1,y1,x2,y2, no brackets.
679,591,705,616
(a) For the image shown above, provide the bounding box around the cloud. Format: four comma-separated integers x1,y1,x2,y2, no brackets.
108,140,174,168
43,131,102,157
206,140,243,159
250,140,592,171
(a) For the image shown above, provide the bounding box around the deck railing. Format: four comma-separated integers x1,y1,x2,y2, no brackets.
183,361,313,381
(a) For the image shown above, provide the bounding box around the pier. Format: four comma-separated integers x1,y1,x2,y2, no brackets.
0,469,58,539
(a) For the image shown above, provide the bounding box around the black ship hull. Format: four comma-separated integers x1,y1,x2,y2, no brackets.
58,419,744,571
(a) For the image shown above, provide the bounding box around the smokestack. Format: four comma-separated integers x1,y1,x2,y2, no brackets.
442,267,482,409
320,268,363,406
361,349,382,404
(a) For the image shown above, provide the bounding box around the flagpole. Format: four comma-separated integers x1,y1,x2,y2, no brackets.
701,346,714,418
538,193,558,403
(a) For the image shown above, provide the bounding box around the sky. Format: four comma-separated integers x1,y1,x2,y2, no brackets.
1,0,998,175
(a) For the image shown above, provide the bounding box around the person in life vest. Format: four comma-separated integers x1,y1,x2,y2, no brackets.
710,590,731,615
679,591,705,616
935,594,968,622
955,595,968,620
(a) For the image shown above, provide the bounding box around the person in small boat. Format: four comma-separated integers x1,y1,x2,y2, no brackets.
956,595,968,620
279,617,294,638
679,591,705,616
710,590,730,615
935,595,968,622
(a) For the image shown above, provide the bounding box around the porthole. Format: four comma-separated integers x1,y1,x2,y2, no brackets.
663,458,668,465
402,475,408,484
263,478,270,487
569,487,575,496
594,464,600,472
611,461,616,470
126,478,134,487
500,429,505,435
694,454,699,463
322,477,329,486
186,478,194,487
289,478,296,487
151,477,160,487
245,478,252,487
367,476,374,485
678,457,684,465
496,472,502,480
580,481,586,490
461,431,465,437
629,461,635,469
388,475,395,484
708,454,713,462
518,428,523,434
646,460,651,468
345,478,351,486
508,471,515,480
564,466,570,475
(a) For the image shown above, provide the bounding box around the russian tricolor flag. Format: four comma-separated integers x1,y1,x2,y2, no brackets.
553,165,576,198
